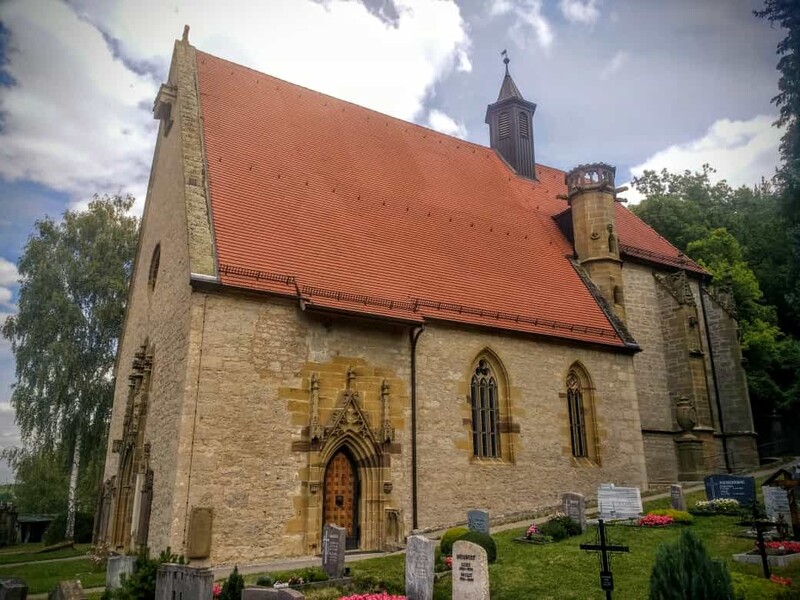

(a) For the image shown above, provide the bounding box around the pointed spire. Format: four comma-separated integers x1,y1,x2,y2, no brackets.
497,51,524,102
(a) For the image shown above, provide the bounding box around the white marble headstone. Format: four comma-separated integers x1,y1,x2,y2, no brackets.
405,535,435,600
597,484,642,520
452,540,490,600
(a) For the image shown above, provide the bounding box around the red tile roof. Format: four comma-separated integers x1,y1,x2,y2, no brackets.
195,50,698,348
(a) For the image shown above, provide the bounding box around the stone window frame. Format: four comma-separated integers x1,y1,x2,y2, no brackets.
463,349,517,464
561,362,600,467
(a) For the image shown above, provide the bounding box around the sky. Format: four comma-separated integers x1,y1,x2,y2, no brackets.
0,0,786,482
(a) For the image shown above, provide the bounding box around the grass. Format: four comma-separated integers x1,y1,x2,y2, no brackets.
0,542,91,565
256,484,800,599
0,557,105,595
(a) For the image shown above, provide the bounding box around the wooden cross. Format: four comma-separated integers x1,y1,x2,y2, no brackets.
742,504,773,579
580,519,630,600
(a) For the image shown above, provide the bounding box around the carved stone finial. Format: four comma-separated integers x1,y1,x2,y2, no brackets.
346,366,356,390
381,380,394,443
309,373,322,442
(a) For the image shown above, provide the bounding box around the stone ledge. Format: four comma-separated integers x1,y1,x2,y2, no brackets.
733,552,800,568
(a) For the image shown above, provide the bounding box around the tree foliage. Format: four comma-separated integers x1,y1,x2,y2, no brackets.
1,195,139,515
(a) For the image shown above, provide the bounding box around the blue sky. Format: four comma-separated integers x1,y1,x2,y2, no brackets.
0,0,786,481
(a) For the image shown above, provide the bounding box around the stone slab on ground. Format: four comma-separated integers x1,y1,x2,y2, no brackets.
733,552,800,568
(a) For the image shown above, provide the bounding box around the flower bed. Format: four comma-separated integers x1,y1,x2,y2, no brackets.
638,514,674,527
691,498,741,515
513,522,553,545
759,541,800,555
338,594,406,600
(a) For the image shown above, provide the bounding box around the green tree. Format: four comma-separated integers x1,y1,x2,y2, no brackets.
649,529,733,599
1,447,67,514
2,195,138,538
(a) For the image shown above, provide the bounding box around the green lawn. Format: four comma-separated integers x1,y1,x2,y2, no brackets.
0,543,90,565
0,557,105,595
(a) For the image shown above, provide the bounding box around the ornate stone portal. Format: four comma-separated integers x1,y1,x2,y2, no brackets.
293,361,403,555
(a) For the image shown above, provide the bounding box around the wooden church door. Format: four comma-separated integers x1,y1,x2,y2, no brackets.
323,450,360,550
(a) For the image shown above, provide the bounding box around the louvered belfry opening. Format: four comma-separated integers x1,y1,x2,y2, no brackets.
485,61,537,179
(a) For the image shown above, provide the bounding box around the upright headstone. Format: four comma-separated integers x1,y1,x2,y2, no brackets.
106,555,136,590
467,509,490,534
321,524,346,579
704,475,756,505
405,535,435,600
452,540,490,600
669,484,687,511
597,484,643,520
763,486,792,523
242,587,279,599
562,493,586,532
49,581,86,600
0,579,27,600
155,564,213,600
277,590,305,600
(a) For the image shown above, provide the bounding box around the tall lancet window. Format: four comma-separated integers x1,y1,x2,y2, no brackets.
567,370,588,458
471,359,501,458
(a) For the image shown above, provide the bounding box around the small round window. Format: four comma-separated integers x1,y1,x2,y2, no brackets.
148,244,161,291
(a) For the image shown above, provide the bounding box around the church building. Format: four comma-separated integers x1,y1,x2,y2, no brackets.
96,31,758,566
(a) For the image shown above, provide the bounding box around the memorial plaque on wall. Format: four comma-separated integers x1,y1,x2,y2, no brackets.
187,507,213,559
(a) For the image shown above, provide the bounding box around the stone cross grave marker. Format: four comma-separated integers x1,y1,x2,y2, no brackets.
580,519,630,600
597,484,642,520
467,509,490,534
322,524,346,579
704,474,756,506
405,535,435,600
669,484,686,511
562,492,586,532
763,485,792,523
452,540,490,600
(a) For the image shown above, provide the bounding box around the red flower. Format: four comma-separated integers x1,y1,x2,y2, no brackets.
213,583,222,598
770,574,793,586
637,514,673,527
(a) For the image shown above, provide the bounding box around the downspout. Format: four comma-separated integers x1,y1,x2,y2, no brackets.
700,288,731,473
410,325,425,530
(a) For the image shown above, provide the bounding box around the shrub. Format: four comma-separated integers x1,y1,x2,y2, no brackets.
648,529,733,600
219,565,244,600
439,526,469,556
42,512,94,545
539,514,581,541
456,531,497,564
255,575,273,587
648,509,693,524
103,547,184,600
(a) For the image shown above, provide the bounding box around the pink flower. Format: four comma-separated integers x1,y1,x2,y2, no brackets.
337,594,407,600
638,514,673,527
213,583,222,598
444,556,453,569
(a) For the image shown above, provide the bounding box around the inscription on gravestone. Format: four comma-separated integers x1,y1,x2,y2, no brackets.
704,475,756,505
763,486,792,523
405,535,435,600
452,540,490,600
597,484,642,520
670,484,686,511
467,509,490,534
562,492,586,532
322,524,346,579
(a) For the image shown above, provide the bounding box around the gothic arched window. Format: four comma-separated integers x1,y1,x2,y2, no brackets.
567,370,587,458
471,359,501,458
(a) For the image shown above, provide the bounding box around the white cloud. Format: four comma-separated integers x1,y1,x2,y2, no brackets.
0,259,18,288
599,51,627,79
624,115,782,204
559,0,600,25
427,109,467,139
0,0,471,212
489,0,554,51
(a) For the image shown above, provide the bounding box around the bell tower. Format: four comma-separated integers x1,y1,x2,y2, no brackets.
566,163,626,321
485,53,537,179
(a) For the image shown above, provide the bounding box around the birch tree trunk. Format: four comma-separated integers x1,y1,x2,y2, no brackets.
65,432,82,540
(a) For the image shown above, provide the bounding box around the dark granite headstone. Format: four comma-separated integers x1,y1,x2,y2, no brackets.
467,509,490,534
0,579,27,600
321,524,346,579
704,475,756,505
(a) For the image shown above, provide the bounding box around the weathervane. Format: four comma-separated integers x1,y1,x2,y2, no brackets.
501,49,510,74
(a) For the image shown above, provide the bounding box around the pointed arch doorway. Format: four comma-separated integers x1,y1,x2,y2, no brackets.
323,448,360,550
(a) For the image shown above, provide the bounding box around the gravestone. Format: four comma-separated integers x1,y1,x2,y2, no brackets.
763,486,792,523
562,492,586,532
277,590,305,600
49,581,86,600
670,484,687,511
405,535,435,600
597,484,643,520
242,587,279,599
106,555,136,590
0,579,27,600
704,475,756,505
467,509,490,534
155,564,213,600
321,524,346,579
452,540,489,600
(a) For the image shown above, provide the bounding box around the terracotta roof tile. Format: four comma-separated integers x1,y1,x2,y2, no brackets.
195,50,696,348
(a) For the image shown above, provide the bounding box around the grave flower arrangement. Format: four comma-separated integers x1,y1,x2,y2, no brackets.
638,514,674,527
692,498,740,515
213,583,222,598
514,521,553,544
761,541,800,555
770,574,793,586
337,594,407,600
